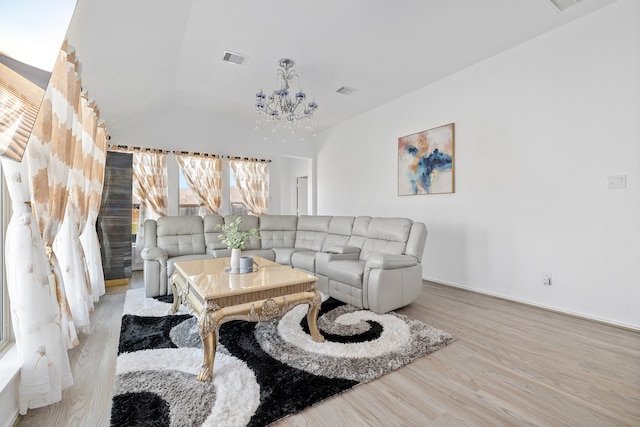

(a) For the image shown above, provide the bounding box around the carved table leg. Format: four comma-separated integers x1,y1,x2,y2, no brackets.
169,274,180,314
307,290,325,343
196,300,222,382
197,328,218,382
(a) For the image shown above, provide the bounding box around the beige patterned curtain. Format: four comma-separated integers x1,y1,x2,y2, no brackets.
133,149,168,217
132,149,168,263
229,157,270,215
175,152,222,214
80,122,107,301
54,91,105,330
0,40,109,414
29,42,80,349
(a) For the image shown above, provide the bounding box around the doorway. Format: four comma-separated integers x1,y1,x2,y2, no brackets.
296,176,308,215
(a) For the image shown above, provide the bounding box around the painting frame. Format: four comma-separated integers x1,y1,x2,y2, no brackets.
397,123,455,196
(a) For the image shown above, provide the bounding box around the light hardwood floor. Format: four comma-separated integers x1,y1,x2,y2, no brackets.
17,272,640,426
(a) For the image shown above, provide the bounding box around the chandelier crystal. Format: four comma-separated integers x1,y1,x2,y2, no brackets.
255,58,318,131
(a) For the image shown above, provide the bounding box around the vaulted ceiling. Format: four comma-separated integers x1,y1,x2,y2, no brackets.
63,0,617,142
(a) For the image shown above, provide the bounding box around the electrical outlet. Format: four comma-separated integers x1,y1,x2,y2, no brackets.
542,272,552,286
607,175,626,189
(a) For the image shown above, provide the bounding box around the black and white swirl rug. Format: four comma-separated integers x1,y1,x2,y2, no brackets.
111,288,454,426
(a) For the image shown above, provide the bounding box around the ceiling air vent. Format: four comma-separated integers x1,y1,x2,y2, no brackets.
549,0,583,11
336,86,356,95
222,51,247,65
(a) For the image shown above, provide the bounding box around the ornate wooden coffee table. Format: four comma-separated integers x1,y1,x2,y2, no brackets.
170,256,324,382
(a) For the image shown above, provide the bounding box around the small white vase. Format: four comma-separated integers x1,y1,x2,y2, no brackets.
230,248,241,273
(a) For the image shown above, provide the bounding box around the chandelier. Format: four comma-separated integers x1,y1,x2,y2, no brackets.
255,58,318,131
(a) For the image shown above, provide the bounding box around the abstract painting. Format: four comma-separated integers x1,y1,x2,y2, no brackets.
398,123,454,195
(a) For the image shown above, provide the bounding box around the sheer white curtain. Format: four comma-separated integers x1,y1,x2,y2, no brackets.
132,150,168,263
175,152,222,214
1,156,73,415
229,158,270,215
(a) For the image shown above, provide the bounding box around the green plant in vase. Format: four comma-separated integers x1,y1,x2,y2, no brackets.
216,216,259,272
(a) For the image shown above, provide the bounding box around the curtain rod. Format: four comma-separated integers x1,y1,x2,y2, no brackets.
107,144,169,154
174,150,221,158
227,156,272,163
107,145,269,162
108,145,220,157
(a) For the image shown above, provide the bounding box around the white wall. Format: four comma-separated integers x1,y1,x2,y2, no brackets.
316,0,640,329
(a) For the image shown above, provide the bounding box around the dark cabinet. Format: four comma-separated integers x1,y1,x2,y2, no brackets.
97,151,132,282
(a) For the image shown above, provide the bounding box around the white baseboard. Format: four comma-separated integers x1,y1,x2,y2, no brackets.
424,277,640,332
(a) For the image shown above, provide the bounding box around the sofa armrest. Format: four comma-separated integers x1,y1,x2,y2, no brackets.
272,247,301,266
206,242,227,252
325,245,361,255
141,247,169,297
208,247,231,258
141,247,168,265
365,253,417,270
316,250,360,276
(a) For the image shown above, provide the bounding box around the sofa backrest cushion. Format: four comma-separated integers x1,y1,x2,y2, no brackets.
203,214,226,250
360,217,412,260
156,216,206,257
347,216,371,249
406,222,428,262
258,215,298,249
295,215,331,251
321,216,355,251
223,214,261,250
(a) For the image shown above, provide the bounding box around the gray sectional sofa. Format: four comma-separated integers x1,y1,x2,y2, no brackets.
142,214,427,313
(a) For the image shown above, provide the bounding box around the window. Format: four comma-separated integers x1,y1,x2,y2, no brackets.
229,170,248,216
0,162,11,353
132,195,140,245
